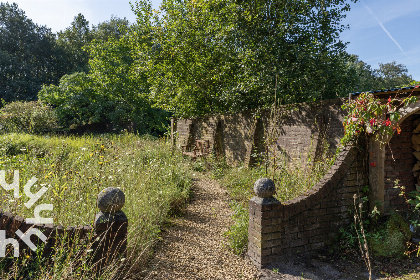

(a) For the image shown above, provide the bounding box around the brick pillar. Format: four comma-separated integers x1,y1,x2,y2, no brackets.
369,136,385,213
248,178,283,268
92,187,128,268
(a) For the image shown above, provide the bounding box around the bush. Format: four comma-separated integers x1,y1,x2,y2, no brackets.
39,72,170,136
370,212,412,258
0,101,57,134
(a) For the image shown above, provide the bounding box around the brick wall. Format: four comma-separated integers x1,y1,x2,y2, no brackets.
384,114,419,212
0,204,127,266
174,98,346,167
248,144,367,267
174,95,420,268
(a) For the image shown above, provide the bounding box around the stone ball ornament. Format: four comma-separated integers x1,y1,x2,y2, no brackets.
253,178,276,198
97,187,125,213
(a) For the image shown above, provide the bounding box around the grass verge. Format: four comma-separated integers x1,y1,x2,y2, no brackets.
195,151,335,255
0,132,193,279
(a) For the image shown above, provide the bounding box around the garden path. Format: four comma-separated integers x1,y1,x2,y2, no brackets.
143,177,259,279
141,176,376,280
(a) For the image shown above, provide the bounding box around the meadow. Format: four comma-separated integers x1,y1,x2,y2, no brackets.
0,133,193,279
0,131,337,279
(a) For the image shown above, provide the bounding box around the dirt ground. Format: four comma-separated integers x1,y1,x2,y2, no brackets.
142,176,420,280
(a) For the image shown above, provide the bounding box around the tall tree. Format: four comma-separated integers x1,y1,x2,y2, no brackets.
91,16,130,41
137,0,357,118
0,2,64,102
57,13,92,73
374,61,413,89
345,54,377,93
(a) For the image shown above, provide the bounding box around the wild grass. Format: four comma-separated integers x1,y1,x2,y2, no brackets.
200,147,336,255
0,132,193,279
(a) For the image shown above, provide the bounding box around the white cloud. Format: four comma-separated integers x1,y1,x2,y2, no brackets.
363,4,407,57
344,0,420,31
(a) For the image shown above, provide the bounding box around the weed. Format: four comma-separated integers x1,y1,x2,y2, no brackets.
0,132,193,278
224,201,249,255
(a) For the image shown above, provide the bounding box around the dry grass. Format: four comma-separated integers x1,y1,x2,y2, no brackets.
0,133,193,279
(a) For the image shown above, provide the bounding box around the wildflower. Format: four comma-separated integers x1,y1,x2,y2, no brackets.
370,161,377,167
383,118,391,126
369,118,376,126
388,97,392,103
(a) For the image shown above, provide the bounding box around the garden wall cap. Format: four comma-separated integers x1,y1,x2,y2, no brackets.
254,178,276,198
94,210,127,226
97,187,125,213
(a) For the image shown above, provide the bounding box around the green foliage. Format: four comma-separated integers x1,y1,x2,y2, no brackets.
375,61,414,89
57,13,93,73
370,213,411,258
56,14,131,75
341,91,418,145
39,72,97,128
135,0,358,118
0,3,65,102
394,180,420,255
224,201,249,255
91,16,130,41
345,55,378,93
38,69,168,135
0,133,193,277
0,101,57,134
40,14,170,135
344,56,416,93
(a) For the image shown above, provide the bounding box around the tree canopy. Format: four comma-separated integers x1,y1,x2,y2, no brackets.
134,0,359,117
2,1,417,133
0,2,64,102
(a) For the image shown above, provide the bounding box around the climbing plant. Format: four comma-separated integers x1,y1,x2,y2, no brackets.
341,88,419,145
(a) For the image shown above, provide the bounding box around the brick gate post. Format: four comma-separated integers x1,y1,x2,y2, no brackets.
248,178,283,268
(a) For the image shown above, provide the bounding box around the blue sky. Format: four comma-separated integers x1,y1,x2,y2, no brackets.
5,0,420,80
341,0,420,81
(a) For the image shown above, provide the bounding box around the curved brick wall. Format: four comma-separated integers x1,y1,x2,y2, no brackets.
248,143,367,267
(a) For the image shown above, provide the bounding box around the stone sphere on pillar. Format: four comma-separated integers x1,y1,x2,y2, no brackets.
253,178,276,198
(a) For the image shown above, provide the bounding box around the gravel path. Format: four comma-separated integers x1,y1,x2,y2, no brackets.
144,177,260,280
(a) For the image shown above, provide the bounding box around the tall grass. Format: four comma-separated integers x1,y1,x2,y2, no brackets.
202,147,336,255
0,133,193,279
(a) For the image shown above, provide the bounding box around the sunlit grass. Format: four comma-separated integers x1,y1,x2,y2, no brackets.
0,132,193,278
201,148,336,255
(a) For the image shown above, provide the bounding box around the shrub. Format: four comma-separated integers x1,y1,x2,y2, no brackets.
38,72,170,136
370,212,412,258
0,101,57,134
